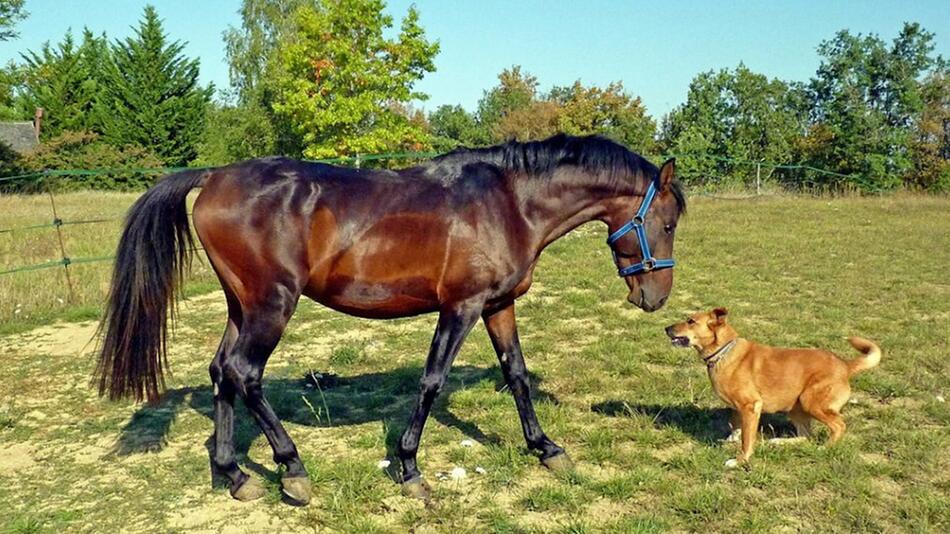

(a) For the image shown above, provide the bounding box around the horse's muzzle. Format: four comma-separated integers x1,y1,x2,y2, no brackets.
628,289,667,312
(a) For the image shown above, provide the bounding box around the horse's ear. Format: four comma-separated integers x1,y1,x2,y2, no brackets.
659,158,676,189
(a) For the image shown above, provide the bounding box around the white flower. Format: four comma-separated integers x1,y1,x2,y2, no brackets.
449,467,466,480
459,439,475,448
724,458,739,469
474,466,487,475
377,459,391,469
937,395,946,403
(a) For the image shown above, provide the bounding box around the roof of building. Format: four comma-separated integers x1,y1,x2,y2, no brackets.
0,122,38,154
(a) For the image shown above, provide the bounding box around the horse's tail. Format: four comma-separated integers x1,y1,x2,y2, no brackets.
846,336,881,376
94,169,208,402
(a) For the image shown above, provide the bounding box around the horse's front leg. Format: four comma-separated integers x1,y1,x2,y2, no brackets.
398,301,482,500
483,302,573,471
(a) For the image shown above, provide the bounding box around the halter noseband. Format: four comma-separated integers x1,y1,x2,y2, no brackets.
605,177,675,277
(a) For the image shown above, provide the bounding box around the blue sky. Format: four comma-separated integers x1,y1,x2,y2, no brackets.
2,1,948,117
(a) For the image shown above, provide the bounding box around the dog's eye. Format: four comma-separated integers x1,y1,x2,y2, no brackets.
686,318,695,325
664,224,675,235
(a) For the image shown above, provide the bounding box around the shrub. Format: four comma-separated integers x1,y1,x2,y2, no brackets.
18,130,166,191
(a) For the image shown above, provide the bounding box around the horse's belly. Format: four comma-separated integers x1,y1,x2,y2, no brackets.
304,275,440,319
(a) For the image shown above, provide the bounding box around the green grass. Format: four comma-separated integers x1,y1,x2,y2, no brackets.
0,194,948,532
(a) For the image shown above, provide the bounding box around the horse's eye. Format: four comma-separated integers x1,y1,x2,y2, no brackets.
664,224,675,235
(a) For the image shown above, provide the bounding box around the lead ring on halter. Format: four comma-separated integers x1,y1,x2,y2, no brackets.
606,176,675,277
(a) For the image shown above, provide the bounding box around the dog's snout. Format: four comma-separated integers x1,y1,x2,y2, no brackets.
665,325,675,337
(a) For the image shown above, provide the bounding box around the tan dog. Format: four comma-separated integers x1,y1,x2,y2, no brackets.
665,308,881,466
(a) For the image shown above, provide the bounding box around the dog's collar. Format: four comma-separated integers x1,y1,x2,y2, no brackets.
703,339,738,368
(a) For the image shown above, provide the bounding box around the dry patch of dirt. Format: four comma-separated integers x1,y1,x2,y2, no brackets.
168,489,289,533
0,321,98,357
0,442,36,475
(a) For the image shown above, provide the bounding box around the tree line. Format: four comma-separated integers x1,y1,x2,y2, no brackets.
0,0,947,192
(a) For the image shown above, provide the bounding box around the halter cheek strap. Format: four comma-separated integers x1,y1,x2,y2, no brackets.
606,178,675,277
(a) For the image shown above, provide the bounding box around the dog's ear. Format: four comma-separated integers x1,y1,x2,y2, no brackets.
710,307,728,326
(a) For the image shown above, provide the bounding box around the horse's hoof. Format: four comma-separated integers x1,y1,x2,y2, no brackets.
231,477,266,501
541,452,575,473
281,476,312,505
401,477,431,501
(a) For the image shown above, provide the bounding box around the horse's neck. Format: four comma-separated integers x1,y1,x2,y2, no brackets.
513,170,639,253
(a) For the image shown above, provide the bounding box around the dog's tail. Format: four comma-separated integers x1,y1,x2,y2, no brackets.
846,337,881,375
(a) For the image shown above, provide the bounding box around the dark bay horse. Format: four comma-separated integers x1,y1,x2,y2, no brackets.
95,134,686,504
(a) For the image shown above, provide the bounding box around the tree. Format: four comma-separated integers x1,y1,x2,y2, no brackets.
553,81,656,153
476,66,539,143
0,63,23,120
908,69,950,191
805,23,942,190
18,29,109,138
193,100,277,166
661,65,806,185
270,0,439,159
427,104,479,151
96,5,212,166
223,0,309,103
458,67,658,150
0,0,26,41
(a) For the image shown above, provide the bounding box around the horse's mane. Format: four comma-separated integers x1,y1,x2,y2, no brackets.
428,134,686,214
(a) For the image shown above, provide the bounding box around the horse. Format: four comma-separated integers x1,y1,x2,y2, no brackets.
94,134,687,504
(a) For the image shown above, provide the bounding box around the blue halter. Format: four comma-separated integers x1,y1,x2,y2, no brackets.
606,177,675,277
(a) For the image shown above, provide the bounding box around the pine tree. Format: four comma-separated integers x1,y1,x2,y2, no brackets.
18,29,109,137
97,5,211,166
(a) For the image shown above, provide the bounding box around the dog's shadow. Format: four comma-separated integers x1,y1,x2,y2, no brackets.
591,401,797,444
114,364,557,479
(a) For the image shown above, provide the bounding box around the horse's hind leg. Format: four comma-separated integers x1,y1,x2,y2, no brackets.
483,303,571,471
209,315,265,501
223,283,312,504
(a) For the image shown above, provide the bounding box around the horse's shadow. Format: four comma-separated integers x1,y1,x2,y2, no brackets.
115,365,556,478
591,401,796,444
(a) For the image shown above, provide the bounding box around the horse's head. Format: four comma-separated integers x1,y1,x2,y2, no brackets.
602,159,685,312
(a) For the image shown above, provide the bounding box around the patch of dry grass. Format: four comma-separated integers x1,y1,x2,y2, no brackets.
0,191,217,332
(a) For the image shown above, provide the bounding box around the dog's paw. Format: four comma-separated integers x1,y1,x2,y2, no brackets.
724,458,740,469
724,430,741,443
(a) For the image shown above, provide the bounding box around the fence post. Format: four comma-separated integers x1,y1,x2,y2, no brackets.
755,162,762,196
44,172,76,303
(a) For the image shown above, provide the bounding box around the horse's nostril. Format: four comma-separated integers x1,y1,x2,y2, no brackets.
657,296,668,308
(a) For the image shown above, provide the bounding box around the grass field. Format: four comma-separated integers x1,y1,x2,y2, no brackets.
0,191,218,334
0,194,948,532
